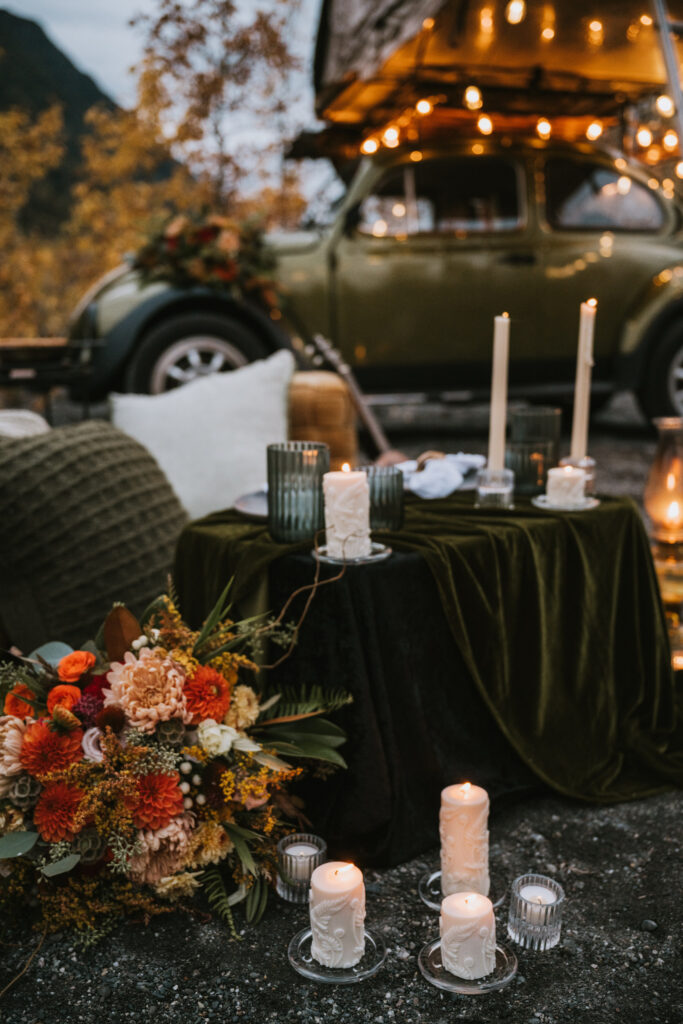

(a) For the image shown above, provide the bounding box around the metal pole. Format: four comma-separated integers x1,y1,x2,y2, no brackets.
652,0,683,148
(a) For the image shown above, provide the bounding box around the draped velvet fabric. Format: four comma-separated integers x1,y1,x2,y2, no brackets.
174,494,683,865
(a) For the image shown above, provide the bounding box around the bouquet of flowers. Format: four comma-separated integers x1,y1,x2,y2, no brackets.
0,586,349,940
132,212,278,310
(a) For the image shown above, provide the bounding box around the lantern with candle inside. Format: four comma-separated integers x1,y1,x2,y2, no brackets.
276,833,327,903
507,873,565,951
644,417,683,666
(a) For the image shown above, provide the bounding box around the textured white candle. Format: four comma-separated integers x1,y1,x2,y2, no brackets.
309,862,365,968
570,299,597,461
487,314,510,471
440,782,490,897
440,892,496,980
323,465,371,559
546,465,586,507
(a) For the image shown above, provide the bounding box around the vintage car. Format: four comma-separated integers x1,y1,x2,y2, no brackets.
69,136,683,417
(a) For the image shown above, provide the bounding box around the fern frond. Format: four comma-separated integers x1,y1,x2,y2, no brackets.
264,684,353,720
202,868,242,940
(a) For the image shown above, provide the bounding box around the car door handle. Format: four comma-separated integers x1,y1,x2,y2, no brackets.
497,252,537,266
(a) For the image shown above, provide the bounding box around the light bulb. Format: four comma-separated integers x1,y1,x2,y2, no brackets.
360,138,378,155
416,98,432,115
477,114,493,135
676,161,683,178
536,118,551,139
505,0,526,24
464,85,483,110
541,26,555,40
663,130,678,152
586,120,603,141
637,127,653,147
657,94,675,117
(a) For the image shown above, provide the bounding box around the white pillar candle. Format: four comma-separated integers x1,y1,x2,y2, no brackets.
570,299,597,461
518,882,558,924
487,313,511,472
546,465,586,507
323,464,371,559
440,892,496,980
440,782,490,897
309,861,365,968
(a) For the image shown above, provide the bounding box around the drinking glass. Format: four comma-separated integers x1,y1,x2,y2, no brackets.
267,441,329,543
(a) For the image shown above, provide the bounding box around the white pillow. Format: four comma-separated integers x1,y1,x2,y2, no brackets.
0,410,51,437
110,350,294,519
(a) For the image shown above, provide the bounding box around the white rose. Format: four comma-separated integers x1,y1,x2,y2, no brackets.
197,720,261,757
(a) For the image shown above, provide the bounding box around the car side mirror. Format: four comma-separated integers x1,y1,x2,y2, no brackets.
343,204,361,236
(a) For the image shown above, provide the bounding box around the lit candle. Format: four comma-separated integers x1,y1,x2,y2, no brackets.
570,299,597,461
323,463,371,559
440,892,496,979
440,782,490,897
546,465,586,507
518,882,558,924
309,861,365,968
487,314,511,471
283,842,320,882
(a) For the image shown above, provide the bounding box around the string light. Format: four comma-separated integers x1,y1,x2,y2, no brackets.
409,150,423,162
464,85,483,110
663,130,679,152
617,176,632,195
648,177,660,190
477,114,493,135
640,13,653,25
586,121,603,141
480,6,494,33
657,94,675,117
541,26,555,40
676,161,683,178
416,99,433,115
382,126,400,147
588,19,604,45
361,138,378,155
536,118,552,139
422,17,434,29
472,143,484,154
636,127,653,147
505,0,526,24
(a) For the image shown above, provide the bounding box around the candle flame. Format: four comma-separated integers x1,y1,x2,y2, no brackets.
586,297,598,307
667,472,676,490
501,311,510,319
563,466,573,474
334,863,355,877
342,463,350,473
460,782,472,795
666,501,681,524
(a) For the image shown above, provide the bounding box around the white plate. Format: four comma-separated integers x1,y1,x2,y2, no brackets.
531,494,600,512
233,488,268,520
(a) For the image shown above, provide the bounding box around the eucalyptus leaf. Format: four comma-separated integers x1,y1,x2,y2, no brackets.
27,641,73,667
252,750,292,772
42,853,81,877
0,831,39,858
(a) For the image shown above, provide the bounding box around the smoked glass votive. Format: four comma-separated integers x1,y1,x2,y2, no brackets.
267,442,330,543
276,833,327,903
505,441,554,496
356,465,404,531
475,467,514,509
507,873,565,951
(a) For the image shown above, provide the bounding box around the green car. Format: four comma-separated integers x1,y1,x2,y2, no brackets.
69,138,683,417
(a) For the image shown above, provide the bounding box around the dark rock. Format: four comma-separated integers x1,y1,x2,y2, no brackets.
640,919,658,932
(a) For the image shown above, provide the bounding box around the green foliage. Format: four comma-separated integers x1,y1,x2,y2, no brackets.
264,685,353,720
255,717,348,768
245,876,268,925
0,831,39,858
202,869,241,940
42,853,81,877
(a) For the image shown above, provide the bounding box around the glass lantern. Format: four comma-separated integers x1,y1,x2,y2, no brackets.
643,417,683,668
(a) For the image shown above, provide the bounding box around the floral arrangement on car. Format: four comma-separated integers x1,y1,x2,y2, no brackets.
132,212,279,310
0,585,349,942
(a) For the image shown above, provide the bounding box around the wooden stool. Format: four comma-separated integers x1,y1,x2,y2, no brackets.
288,370,358,470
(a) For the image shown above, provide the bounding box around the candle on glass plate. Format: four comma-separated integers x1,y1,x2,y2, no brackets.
310,861,366,968
440,782,490,897
546,465,586,507
323,463,371,559
440,891,496,980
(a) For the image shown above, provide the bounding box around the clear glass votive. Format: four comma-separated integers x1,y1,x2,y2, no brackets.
276,833,327,903
509,406,562,468
505,440,555,496
475,467,514,509
507,873,565,951
559,454,597,495
267,441,330,543
355,465,404,531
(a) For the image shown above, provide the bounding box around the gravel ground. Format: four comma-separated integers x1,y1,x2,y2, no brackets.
1,387,681,1024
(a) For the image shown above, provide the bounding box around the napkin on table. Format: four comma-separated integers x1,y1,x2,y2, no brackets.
395,453,486,499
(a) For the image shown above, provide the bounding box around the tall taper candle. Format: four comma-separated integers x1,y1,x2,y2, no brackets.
487,313,511,471
440,782,490,896
570,299,597,461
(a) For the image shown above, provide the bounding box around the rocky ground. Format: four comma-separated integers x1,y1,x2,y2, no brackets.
1,388,681,1024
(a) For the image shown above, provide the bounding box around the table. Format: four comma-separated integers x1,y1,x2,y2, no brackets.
174,494,683,866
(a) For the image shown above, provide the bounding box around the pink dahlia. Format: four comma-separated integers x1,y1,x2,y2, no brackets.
103,647,191,734
0,716,27,795
128,813,195,884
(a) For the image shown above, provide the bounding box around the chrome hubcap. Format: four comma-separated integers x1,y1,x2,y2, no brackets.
667,346,683,415
150,335,248,394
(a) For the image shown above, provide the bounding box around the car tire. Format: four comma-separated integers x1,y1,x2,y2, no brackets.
638,320,683,419
124,312,269,394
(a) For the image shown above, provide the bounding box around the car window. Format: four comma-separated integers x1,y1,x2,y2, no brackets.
545,159,664,231
358,157,522,237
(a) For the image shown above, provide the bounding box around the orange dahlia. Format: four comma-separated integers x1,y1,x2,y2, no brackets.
130,772,184,830
184,666,232,725
4,684,38,718
33,781,84,842
47,685,82,715
58,650,96,682
20,719,84,777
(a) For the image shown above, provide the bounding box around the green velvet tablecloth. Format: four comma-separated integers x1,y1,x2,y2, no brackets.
174,494,683,806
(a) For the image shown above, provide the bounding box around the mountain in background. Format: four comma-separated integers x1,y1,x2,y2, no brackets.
0,7,116,231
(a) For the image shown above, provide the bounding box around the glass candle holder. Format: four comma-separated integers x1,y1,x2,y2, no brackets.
355,465,404,531
509,406,562,468
507,873,565,951
475,467,514,509
505,440,555,496
276,833,327,903
558,454,596,495
267,442,330,543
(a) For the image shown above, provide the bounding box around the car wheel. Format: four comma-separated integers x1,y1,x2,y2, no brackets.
124,312,268,394
638,320,683,419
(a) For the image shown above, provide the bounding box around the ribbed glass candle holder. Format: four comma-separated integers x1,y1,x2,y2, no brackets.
355,465,404,531
276,833,327,903
267,442,330,543
507,873,565,951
